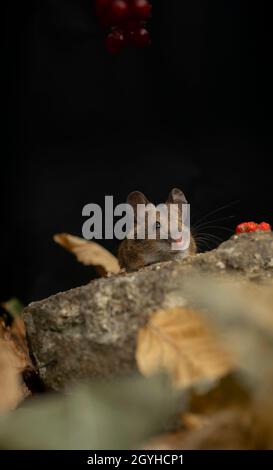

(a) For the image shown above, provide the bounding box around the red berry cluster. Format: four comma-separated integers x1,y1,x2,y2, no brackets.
235,221,271,234
95,0,152,53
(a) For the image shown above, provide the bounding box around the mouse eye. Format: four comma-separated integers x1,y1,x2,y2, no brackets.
155,221,161,230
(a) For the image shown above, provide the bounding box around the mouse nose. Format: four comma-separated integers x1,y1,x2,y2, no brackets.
172,235,183,244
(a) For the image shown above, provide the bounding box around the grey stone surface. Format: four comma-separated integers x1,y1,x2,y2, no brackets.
23,232,273,390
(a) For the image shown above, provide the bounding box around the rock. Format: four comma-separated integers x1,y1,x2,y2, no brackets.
23,232,273,390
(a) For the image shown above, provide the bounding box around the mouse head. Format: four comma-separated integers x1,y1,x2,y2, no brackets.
126,188,192,262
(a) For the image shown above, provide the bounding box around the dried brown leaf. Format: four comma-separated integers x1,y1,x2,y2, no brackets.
136,307,233,390
0,320,30,414
54,233,120,276
145,409,257,450
181,276,273,382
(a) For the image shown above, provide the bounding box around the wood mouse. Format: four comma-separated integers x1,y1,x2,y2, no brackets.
118,188,197,271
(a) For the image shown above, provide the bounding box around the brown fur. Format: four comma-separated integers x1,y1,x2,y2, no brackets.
118,188,196,272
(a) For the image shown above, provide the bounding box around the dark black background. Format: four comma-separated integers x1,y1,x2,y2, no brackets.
2,0,273,303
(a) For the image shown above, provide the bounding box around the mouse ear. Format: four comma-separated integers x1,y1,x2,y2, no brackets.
167,188,188,204
127,191,149,215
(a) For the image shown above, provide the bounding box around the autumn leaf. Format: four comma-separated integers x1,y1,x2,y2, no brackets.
2,298,24,318
180,275,273,383
54,233,120,276
1,299,29,358
0,341,25,414
0,320,30,414
144,409,257,450
136,307,233,390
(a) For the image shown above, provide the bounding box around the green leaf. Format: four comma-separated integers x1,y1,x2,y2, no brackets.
2,298,24,318
0,375,181,450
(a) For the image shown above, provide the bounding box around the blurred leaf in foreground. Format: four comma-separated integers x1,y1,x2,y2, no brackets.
0,320,29,414
2,298,24,318
0,299,31,414
140,275,273,450
181,275,273,385
136,307,232,390
1,298,29,360
0,375,180,450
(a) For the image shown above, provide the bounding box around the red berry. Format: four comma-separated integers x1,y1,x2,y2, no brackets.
235,222,258,234
131,27,151,47
235,223,244,234
110,0,129,24
246,221,259,232
105,30,124,54
123,19,140,43
124,18,141,32
257,222,271,231
132,0,152,21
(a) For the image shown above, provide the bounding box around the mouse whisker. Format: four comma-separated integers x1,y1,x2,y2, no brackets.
195,232,223,243
194,237,216,251
193,215,235,230
192,224,233,234
192,200,239,228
